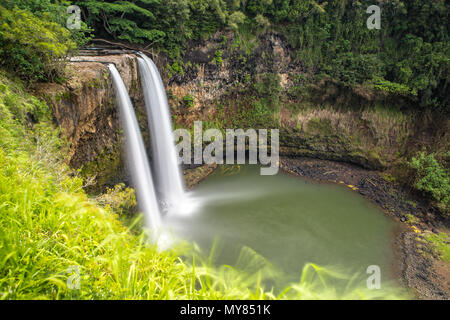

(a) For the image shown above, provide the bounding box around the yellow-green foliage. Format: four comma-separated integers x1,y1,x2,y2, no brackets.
0,149,187,299
0,74,60,154
405,214,420,225
96,183,137,216
420,231,450,263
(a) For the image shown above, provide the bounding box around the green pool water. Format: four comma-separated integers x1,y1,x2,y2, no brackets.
166,165,401,295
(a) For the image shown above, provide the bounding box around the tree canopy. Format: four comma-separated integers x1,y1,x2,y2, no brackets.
75,0,449,111
0,0,447,110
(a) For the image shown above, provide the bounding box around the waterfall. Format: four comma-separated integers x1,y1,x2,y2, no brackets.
108,64,161,233
137,54,185,212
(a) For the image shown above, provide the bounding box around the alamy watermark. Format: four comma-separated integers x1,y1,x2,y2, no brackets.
66,265,81,290
367,5,381,30
366,265,381,289
67,5,81,30
174,121,279,176
65,4,381,31
65,4,380,31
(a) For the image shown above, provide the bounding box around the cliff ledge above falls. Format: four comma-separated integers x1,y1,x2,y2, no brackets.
32,54,144,189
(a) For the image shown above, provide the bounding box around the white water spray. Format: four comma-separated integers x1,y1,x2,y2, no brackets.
137,54,186,212
108,64,161,233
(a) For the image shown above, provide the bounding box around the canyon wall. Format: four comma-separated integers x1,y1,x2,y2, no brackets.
33,32,449,192
163,31,448,171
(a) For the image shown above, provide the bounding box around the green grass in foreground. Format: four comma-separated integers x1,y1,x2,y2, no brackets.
0,73,406,299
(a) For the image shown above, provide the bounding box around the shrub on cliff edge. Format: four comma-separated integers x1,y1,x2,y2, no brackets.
0,6,76,82
409,152,450,214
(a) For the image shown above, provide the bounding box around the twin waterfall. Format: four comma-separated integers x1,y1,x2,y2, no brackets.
108,54,185,236
137,55,185,211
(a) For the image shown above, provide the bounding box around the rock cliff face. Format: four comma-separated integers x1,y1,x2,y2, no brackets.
163,32,445,170
33,32,448,190
33,54,144,190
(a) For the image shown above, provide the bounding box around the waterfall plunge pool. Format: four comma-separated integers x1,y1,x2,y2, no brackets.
164,165,404,297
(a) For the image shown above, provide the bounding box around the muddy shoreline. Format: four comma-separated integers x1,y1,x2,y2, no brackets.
280,157,449,300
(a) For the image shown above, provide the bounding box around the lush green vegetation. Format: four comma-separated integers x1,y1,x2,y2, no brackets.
1,1,447,109
73,0,448,111
0,1,90,82
408,152,450,214
0,0,446,300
